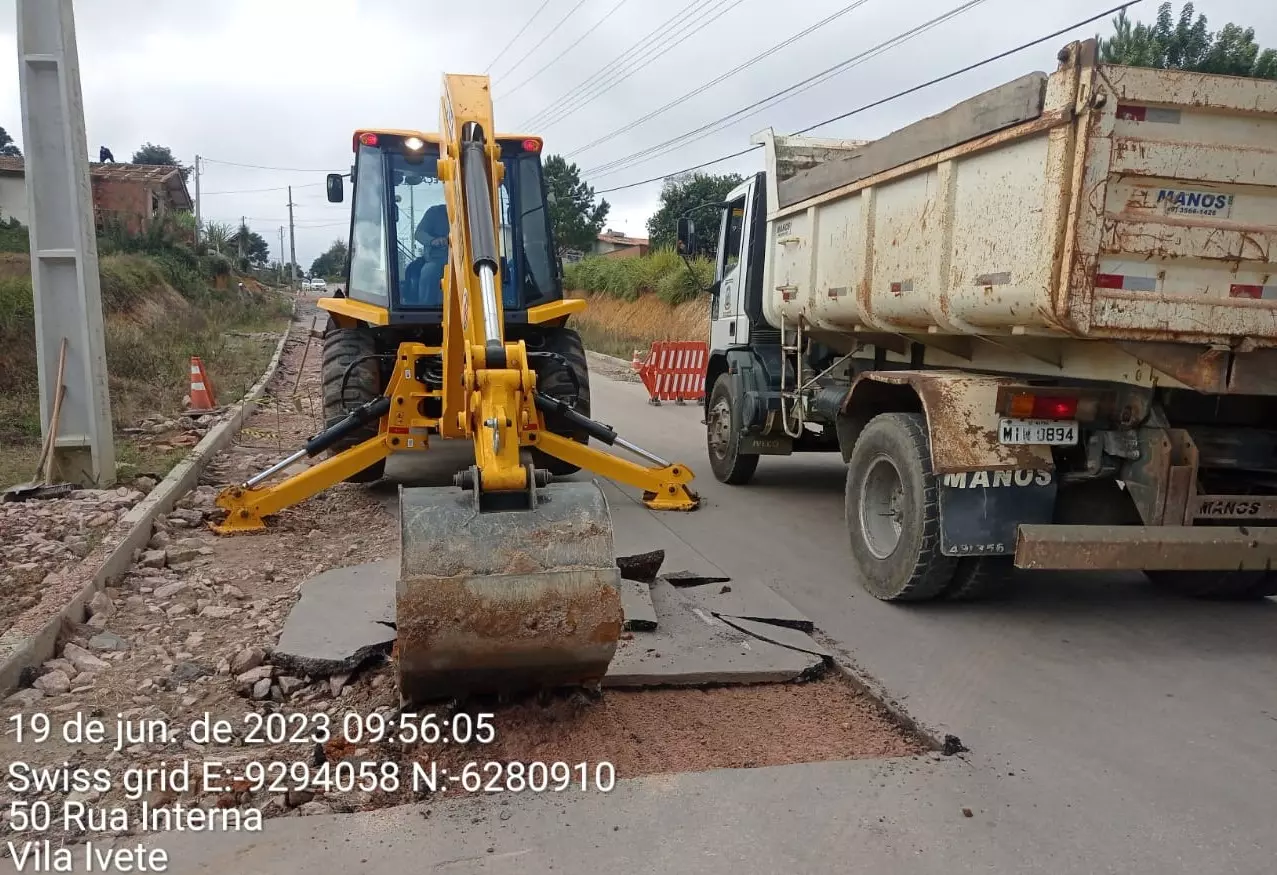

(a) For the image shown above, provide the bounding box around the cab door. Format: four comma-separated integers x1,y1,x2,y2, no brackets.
710,177,755,351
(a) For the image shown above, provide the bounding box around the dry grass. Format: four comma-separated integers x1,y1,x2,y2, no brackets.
569,291,710,358
0,253,291,488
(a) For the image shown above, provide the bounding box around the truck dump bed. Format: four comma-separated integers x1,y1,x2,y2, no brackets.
760,43,1277,368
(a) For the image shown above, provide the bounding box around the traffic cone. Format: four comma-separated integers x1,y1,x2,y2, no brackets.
631,349,643,372
188,356,217,411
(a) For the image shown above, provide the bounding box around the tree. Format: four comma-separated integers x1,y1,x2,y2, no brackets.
310,238,349,278
1099,2,1277,79
203,220,232,253
229,221,270,266
0,126,20,158
130,142,193,182
646,171,744,256
542,154,609,254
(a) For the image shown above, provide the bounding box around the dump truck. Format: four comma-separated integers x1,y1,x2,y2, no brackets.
214,75,699,704
681,39,1277,602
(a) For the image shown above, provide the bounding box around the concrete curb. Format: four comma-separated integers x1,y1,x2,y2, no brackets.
586,349,636,371
0,302,297,698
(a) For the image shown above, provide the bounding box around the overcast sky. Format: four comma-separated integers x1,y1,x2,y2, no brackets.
1,0,1273,268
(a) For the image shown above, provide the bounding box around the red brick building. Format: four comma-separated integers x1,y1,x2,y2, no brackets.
0,156,194,235
593,229,650,260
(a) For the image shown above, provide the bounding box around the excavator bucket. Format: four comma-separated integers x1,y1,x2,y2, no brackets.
396,479,624,704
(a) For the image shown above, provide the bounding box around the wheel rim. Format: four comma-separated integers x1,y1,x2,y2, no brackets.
708,398,733,460
859,454,905,559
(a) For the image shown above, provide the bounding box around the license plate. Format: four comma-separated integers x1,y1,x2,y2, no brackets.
998,418,1078,445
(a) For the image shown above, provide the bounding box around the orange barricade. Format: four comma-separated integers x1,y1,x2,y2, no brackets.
636,341,709,405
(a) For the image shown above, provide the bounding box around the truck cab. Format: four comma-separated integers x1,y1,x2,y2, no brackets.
692,172,841,485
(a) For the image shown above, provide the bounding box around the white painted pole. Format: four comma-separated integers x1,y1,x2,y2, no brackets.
17,0,116,486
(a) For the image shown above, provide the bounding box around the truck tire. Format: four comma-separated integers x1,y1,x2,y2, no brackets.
529,327,591,477
1146,570,1277,600
845,412,957,601
320,321,386,483
945,557,1017,601
706,374,760,485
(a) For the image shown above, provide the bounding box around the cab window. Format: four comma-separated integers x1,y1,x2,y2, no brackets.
347,144,390,304
717,200,746,281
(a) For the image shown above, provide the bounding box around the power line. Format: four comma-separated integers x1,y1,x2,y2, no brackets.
594,147,760,194
565,0,876,159
485,0,555,76
535,0,751,132
201,182,323,196
514,0,725,130
582,0,994,179
494,0,592,86
590,1,1139,195
202,156,343,173
496,0,632,101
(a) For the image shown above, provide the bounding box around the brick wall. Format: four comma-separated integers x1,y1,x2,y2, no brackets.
92,178,157,235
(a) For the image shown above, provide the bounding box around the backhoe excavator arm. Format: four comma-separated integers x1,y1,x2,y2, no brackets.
434,74,534,496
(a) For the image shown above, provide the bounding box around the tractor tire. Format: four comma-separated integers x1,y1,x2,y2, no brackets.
320,321,386,483
845,412,957,602
706,374,759,485
529,327,591,477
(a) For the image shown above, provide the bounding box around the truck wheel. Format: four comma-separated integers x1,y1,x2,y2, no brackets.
706,375,759,484
321,321,386,483
945,557,1017,601
1146,570,1277,600
529,327,591,477
845,412,957,601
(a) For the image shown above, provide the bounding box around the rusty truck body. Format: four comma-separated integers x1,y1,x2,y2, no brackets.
688,40,1277,602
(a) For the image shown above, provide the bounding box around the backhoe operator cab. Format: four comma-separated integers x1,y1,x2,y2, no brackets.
318,129,592,482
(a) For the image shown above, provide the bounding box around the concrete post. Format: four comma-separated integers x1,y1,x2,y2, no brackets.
16,0,116,487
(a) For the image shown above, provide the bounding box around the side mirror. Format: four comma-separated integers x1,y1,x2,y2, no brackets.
326,173,344,203
676,217,696,257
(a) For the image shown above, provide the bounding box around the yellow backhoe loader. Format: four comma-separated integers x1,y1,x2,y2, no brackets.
211,74,700,704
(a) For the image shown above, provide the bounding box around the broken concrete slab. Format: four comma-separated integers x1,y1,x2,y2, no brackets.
605,580,822,687
273,560,396,677
676,577,814,632
663,570,733,588
716,615,832,659
620,580,658,632
616,550,665,583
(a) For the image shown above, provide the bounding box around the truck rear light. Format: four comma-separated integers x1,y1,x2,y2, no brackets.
1008,393,1079,420
358,132,379,146
1229,284,1277,300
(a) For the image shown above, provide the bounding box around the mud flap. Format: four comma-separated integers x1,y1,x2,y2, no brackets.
396,480,623,704
938,469,1057,556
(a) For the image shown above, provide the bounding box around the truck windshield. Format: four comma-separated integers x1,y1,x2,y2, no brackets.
384,147,557,311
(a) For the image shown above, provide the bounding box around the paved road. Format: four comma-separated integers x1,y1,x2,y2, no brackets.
73,367,1277,874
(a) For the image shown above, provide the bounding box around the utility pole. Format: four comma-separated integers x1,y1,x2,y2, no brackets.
17,0,115,486
238,214,246,262
278,226,285,285
193,154,201,245
287,187,297,290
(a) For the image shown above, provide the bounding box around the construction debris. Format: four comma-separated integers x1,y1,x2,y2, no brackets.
616,549,665,583
272,560,396,677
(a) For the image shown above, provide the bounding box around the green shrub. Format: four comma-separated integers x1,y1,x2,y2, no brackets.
0,217,28,254
563,249,714,302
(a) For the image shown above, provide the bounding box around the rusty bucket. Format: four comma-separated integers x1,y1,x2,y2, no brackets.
395,480,623,704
